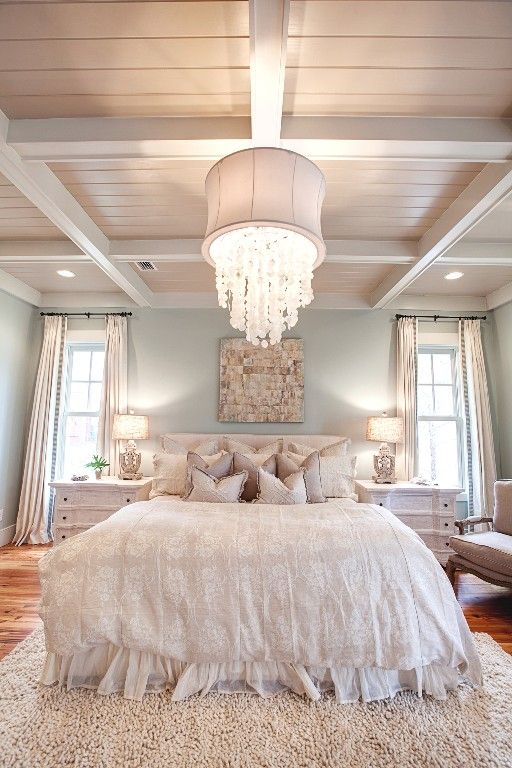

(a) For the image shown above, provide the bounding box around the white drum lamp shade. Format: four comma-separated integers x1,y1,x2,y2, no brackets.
112,414,149,441
202,147,326,346
366,415,404,444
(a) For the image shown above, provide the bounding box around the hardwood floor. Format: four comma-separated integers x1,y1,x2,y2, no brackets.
0,543,511,661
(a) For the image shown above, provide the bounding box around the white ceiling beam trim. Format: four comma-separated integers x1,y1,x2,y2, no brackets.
8,117,252,162
10,116,509,163
0,240,86,261
249,0,289,146
0,110,154,307
486,281,512,311
439,242,512,267
371,162,512,308
283,117,512,163
0,266,41,306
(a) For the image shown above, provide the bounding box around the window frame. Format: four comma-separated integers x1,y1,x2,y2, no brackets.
57,341,105,479
417,344,466,488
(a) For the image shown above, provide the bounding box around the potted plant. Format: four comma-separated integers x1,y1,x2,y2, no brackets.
86,455,110,481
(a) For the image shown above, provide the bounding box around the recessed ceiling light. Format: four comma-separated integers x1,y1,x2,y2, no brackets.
57,269,76,278
444,271,464,281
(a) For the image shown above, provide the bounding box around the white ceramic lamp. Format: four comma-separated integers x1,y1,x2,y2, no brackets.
366,413,404,484
112,412,149,480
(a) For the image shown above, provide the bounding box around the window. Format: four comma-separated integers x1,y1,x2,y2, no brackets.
59,343,105,478
417,346,464,487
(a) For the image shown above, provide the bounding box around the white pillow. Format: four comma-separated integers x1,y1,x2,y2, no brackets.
287,451,357,499
150,451,224,498
160,436,220,455
288,439,351,457
254,467,307,505
184,466,248,503
224,437,283,455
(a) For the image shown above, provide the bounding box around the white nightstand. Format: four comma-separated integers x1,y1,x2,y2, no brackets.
355,480,462,565
50,477,152,544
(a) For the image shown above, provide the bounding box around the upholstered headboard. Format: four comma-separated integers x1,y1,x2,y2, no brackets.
159,433,348,451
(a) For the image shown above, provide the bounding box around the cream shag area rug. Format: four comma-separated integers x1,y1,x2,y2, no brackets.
1,629,511,768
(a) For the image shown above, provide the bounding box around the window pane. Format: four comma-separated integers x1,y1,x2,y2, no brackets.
62,415,99,477
71,350,91,381
90,350,105,381
418,385,434,416
417,354,432,384
68,382,89,411
418,420,459,486
88,382,103,411
434,385,454,415
432,354,453,384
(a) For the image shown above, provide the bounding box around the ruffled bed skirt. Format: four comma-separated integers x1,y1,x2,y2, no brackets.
40,645,477,703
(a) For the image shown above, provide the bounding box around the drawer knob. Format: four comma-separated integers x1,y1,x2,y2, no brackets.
444,503,448,508
63,497,68,501
62,516,67,520
444,522,448,527
445,542,449,547
126,498,131,503
379,502,383,506
61,535,66,539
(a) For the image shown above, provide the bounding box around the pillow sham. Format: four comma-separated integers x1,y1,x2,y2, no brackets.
233,452,277,502
161,435,220,456
254,467,308,505
276,451,325,503
287,451,357,499
224,437,283,455
149,451,224,498
184,466,248,503
184,451,233,496
288,438,351,457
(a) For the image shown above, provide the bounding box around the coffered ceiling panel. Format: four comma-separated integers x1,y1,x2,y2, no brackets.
0,261,119,293
407,264,512,297
0,171,67,240
0,1,250,119
287,1,512,117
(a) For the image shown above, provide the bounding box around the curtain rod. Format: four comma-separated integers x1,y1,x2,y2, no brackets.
395,314,486,322
40,311,132,318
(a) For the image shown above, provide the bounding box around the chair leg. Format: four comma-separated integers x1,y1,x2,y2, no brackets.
446,558,457,589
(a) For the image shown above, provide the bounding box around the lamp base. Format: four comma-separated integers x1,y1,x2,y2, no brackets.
117,471,143,481
118,441,142,482
372,442,397,484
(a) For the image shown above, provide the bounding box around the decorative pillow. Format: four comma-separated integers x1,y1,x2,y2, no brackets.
184,451,233,496
224,437,283,455
277,451,325,503
233,452,277,502
161,435,220,456
149,451,224,498
287,451,357,499
288,439,351,457
184,466,248,503
254,467,308,505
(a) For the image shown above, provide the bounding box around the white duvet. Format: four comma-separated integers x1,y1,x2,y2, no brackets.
39,498,481,702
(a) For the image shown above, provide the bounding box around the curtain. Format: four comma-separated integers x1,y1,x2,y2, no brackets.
396,316,417,481
459,319,497,516
96,315,128,476
13,316,67,545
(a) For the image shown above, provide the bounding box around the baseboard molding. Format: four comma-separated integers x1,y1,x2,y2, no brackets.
0,524,15,546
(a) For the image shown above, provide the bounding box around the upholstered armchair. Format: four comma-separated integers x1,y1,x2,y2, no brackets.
446,480,512,589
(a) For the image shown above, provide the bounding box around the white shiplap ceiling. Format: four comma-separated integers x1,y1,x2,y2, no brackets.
0,0,511,311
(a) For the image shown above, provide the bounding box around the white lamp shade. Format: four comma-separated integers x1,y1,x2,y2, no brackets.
366,416,404,444
202,147,326,268
112,414,149,441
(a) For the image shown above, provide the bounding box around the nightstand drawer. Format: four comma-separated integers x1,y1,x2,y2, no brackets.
55,490,78,507
54,526,89,543
418,532,452,553
387,493,432,513
54,507,117,527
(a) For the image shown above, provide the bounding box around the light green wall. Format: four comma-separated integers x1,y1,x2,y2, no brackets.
0,291,37,531
492,301,512,477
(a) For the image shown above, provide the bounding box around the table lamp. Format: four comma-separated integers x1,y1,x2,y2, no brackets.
366,412,404,484
112,412,149,480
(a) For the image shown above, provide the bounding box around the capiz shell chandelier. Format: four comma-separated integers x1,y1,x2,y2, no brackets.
202,148,326,346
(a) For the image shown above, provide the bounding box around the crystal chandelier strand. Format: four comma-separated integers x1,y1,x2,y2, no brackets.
210,226,317,347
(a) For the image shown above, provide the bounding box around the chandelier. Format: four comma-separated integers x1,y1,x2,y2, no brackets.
202,148,326,346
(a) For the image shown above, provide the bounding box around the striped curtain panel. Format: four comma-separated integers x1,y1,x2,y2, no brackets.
459,319,497,516
396,316,418,481
13,315,67,545
96,315,128,476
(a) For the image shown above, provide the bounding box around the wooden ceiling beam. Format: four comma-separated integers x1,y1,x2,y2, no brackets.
370,162,512,308
8,116,512,163
0,266,41,306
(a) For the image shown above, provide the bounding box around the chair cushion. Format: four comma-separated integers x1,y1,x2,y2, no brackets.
494,480,512,536
449,531,512,577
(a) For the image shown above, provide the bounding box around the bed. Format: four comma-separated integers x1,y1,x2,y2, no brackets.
38,434,481,703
